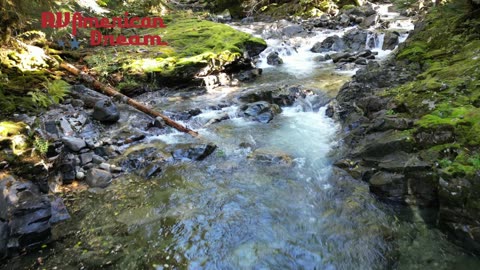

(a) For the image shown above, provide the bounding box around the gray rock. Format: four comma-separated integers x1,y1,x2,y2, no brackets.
282,24,304,37
62,136,86,152
369,171,406,203
171,143,217,161
311,35,345,53
239,101,282,123
0,175,52,253
0,221,8,259
80,151,93,165
382,32,400,50
343,29,369,51
85,168,112,188
266,52,283,66
360,14,378,28
92,99,120,123
49,196,70,224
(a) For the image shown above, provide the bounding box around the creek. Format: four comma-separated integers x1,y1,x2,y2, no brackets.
14,4,480,270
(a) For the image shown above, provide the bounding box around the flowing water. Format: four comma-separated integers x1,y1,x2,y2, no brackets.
7,5,480,270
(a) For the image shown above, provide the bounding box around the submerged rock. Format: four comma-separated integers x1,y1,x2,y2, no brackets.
170,143,217,161
248,148,293,166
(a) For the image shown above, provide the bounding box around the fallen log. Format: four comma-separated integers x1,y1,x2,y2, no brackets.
60,62,199,137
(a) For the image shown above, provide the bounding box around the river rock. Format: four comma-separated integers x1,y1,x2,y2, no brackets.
92,99,120,123
369,171,407,203
282,24,304,37
266,52,283,66
0,175,52,257
62,136,86,152
239,101,282,123
382,32,400,50
360,14,378,28
235,68,262,82
85,168,112,188
351,130,414,158
118,146,169,172
171,143,217,161
343,29,369,51
311,35,345,53
248,147,293,166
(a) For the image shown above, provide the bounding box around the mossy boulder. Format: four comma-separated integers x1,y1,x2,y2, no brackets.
84,17,267,88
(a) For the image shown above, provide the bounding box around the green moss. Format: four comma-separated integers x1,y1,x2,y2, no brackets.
84,17,266,86
385,0,480,177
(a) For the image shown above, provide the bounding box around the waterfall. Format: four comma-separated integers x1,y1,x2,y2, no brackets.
366,32,385,50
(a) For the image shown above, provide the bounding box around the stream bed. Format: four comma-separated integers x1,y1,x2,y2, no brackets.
5,4,480,270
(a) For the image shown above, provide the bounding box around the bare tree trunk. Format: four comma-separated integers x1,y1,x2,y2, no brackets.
60,62,199,137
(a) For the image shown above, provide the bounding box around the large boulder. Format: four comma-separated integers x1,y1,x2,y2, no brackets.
92,99,120,123
343,29,369,51
0,175,52,258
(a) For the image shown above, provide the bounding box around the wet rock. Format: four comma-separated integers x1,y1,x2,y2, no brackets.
330,52,352,63
245,40,267,58
0,175,52,255
85,168,112,188
171,143,217,161
282,24,304,37
382,32,400,50
239,101,282,123
360,14,378,28
343,29,369,51
248,147,293,166
351,130,414,158
311,35,345,53
0,221,8,259
62,136,86,152
266,52,283,66
140,163,163,179
92,99,120,123
369,171,406,203
369,116,413,132
204,112,230,127
235,68,262,82
355,58,368,65
49,196,70,224
76,171,85,180
118,146,169,172
214,9,231,23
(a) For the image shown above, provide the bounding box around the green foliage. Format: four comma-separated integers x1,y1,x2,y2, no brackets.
27,79,70,108
45,79,70,103
33,136,49,155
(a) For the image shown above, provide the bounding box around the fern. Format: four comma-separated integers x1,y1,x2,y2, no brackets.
28,79,70,108
28,91,51,107
45,79,70,103
33,136,49,155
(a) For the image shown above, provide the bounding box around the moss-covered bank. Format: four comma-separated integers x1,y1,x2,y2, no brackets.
84,16,266,89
